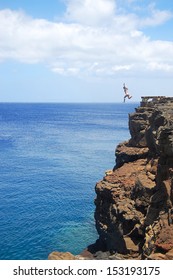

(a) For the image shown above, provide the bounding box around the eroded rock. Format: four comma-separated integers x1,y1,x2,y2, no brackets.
94,96,173,259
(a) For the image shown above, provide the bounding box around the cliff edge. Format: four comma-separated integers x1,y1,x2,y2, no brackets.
94,96,173,260
48,96,173,260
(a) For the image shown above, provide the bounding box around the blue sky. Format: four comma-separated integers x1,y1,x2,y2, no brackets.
0,0,173,102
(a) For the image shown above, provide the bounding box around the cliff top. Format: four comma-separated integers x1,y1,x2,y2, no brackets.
140,96,173,107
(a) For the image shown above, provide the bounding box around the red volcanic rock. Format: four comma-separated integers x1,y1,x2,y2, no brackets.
155,225,173,252
48,97,173,260
94,96,173,259
48,251,77,260
115,142,149,168
166,248,173,260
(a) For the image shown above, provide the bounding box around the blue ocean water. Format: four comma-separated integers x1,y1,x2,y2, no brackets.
0,102,138,260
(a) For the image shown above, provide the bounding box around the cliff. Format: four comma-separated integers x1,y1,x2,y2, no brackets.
49,96,173,260
94,96,173,260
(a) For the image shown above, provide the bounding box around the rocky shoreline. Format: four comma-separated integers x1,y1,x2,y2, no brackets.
49,96,173,260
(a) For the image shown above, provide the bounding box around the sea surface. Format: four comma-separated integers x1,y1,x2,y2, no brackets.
0,102,138,260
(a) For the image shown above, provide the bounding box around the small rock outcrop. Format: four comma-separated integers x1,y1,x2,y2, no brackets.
94,96,173,259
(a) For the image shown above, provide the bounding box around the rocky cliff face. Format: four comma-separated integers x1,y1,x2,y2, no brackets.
94,96,173,260
48,96,173,260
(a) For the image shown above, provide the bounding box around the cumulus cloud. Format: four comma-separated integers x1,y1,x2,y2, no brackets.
0,0,173,77
65,0,116,26
137,3,173,27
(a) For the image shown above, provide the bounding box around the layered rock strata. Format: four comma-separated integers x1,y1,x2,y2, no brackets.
94,96,173,259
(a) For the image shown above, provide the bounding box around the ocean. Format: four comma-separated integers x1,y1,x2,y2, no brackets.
0,102,138,260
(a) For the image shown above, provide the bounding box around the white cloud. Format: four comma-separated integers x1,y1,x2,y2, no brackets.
52,67,66,75
112,65,133,71
65,0,116,26
148,62,173,71
0,0,173,78
138,3,173,27
52,66,79,75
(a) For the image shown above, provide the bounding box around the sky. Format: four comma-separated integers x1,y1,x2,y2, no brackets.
0,0,173,103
